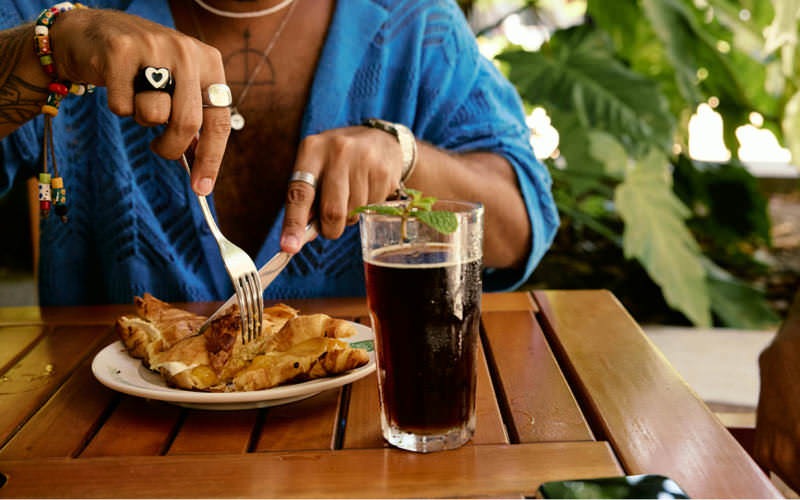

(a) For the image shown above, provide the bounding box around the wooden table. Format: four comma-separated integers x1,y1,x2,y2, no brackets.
0,290,780,498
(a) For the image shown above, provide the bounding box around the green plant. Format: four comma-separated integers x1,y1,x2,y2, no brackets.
476,0,791,328
350,188,458,240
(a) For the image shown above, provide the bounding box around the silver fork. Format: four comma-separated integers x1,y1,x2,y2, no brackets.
193,222,318,336
180,153,263,344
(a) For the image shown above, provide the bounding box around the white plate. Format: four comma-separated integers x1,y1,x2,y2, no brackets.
91,322,376,410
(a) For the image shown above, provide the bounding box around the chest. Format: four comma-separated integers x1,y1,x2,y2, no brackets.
171,0,335,253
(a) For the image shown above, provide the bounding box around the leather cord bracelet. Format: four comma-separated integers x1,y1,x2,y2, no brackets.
362,118,418,185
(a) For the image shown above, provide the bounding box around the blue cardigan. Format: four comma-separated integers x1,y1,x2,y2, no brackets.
0,0,558,306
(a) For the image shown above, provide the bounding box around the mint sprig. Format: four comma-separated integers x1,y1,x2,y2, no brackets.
350,188,458,240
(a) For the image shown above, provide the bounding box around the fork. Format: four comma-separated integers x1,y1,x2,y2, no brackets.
193,222,318,336
179,153,263,344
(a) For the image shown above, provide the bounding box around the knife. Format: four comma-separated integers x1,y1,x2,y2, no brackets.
195,223,319,336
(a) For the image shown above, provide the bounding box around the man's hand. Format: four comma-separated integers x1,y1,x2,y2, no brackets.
50,8,230,195
280,125,405,253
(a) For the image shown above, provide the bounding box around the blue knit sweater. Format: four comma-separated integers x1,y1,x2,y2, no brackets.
1,0,558,306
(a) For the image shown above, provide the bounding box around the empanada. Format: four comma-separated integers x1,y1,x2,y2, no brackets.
115,294,369,392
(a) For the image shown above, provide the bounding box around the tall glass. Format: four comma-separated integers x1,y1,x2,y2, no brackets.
359,200,483,453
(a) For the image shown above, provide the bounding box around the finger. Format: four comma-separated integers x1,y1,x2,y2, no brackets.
104,56,139,117
150,65,202,161
187,106,231,195
318,168,349,240
281,169,320,254
347,171,369,225
133,91,172,126
157,48,230,195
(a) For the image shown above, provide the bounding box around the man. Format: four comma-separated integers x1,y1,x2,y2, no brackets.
0,0,558,305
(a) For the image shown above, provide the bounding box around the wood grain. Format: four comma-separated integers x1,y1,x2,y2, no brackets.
533,289,780,499
0,325,108,445
482,309,593,442
0,292,779,499
0,332,116,459
169,409,259,455
253,389,342,451
0,442,622,498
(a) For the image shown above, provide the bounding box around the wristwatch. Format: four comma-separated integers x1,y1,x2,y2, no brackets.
362,118,418,183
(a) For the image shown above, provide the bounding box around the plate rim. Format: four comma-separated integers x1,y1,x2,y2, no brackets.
91,322,376,407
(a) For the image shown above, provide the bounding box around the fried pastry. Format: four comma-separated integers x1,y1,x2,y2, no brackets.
115,293,206,363
115,294,370,392
234,337,370,391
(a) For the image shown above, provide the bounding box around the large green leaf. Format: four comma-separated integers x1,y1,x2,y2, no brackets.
640,0,750,104
497,25,675,156
615,149,711,326
588,130,628,179
544,108,618,198
704,258,781,329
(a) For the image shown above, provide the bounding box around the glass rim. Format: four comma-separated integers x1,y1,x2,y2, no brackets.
359,199,484,215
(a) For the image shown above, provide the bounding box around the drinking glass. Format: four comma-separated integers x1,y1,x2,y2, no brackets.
359,200,483,452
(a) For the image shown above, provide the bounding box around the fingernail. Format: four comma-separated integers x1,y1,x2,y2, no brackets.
281,234,300,253
196,177,214,196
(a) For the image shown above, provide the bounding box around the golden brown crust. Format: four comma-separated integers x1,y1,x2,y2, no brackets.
116,295,368,392
116,293,207,363
263,314,357,353
135,293,206,346
232,337,370,391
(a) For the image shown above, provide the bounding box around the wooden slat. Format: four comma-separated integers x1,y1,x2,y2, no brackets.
253,389,342,451
79,398,182,457
0,325,107,445
0,332,116,459
0,325,43,371
532,289,780,499
341,373,383,449
472,344,508,444
341,345,507,449
0,442,623,499
168,409,259,455
481,291,537,312
0,306,42,325
482,309,594,442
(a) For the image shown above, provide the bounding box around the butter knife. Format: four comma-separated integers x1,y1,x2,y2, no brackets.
195,223,319,335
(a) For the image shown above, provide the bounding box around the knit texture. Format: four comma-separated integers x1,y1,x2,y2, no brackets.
1,0,558,306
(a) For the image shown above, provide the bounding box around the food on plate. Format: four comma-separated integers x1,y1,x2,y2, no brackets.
114,293,370,392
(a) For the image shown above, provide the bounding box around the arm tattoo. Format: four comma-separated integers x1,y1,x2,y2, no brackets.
0,24,47,127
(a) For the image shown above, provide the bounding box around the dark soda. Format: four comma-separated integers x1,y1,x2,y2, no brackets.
365,243,482,434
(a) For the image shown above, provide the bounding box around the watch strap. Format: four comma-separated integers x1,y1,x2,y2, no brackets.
362,118,417,183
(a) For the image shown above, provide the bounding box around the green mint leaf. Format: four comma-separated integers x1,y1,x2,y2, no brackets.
349,205,404,217
405,188,422,201
416,210,458,234
413,196,437,211
351,189,460,237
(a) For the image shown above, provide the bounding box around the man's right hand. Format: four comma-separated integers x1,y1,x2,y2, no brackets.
1,7,230,195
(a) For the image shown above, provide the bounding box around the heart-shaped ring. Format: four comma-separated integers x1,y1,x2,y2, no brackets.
133,66,175,95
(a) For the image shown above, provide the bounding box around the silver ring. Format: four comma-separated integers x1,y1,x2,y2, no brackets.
203,83,233,108
289,171,317,189
133,66,174,94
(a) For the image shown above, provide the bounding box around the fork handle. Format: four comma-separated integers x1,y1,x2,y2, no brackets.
181,153,225,242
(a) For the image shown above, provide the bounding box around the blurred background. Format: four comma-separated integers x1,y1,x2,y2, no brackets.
461,0,800,330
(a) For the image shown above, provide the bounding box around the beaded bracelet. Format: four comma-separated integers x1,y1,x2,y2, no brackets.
33,2,95,223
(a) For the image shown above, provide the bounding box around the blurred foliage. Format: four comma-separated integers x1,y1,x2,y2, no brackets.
462,0,795,328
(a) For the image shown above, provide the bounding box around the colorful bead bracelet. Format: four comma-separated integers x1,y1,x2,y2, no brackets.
33,2,95,222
